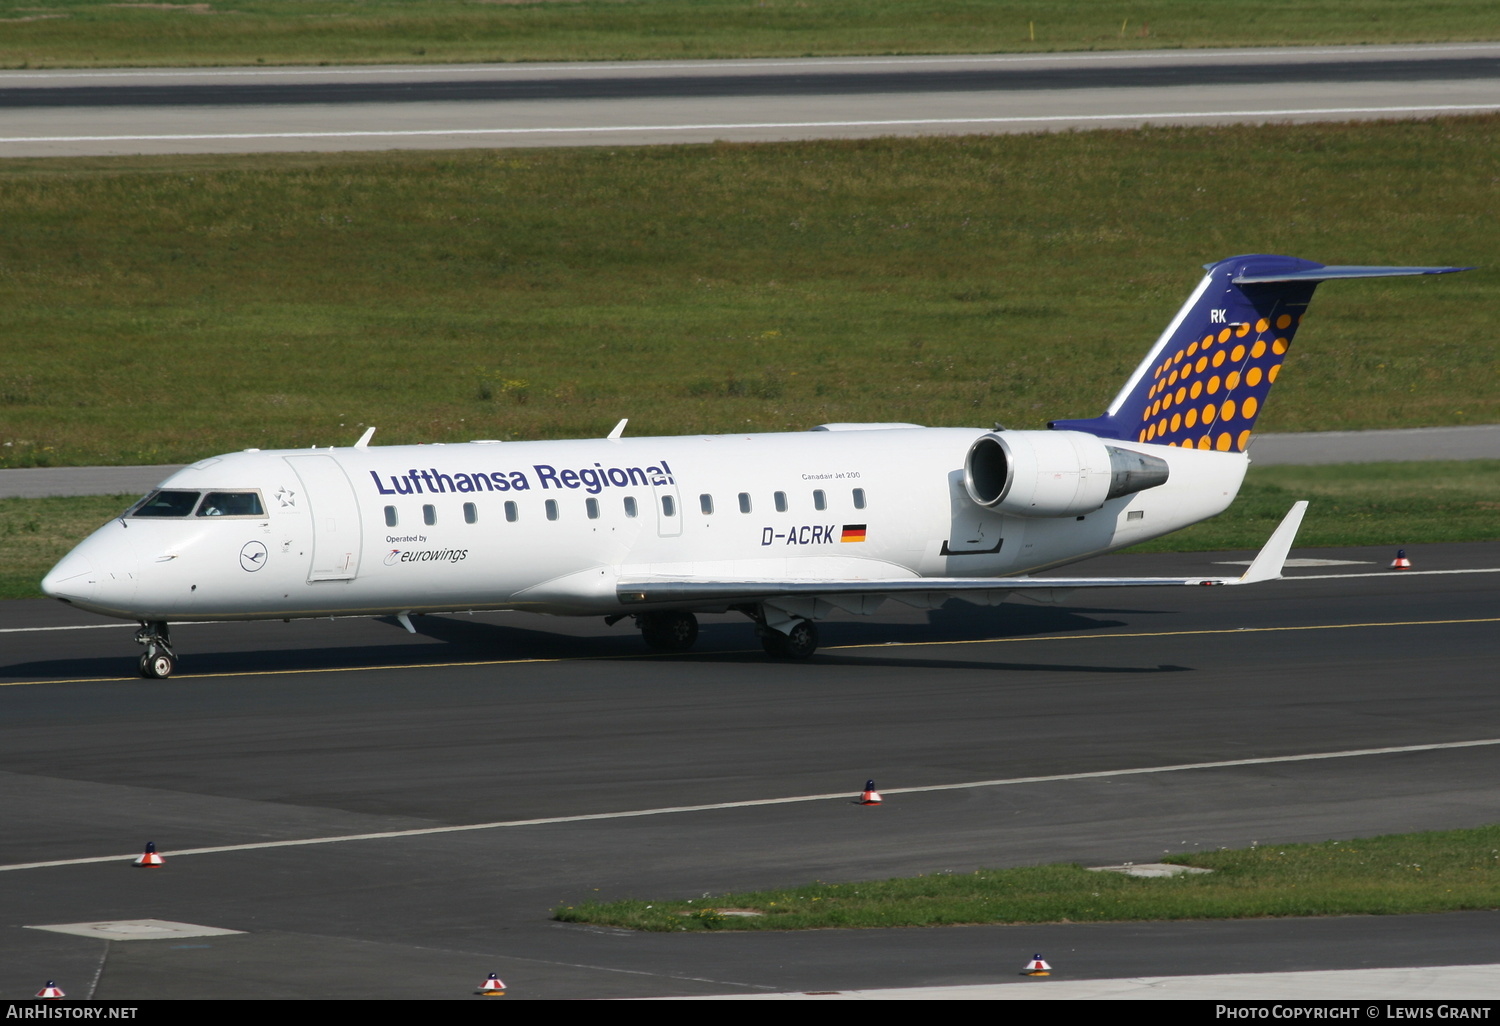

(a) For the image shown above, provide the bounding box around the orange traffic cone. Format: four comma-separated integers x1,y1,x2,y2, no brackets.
133,841,164,867
1022,954,1052,976
36,981,65,999
858,779,882,805
1389,549,1412,569
476,973,506,996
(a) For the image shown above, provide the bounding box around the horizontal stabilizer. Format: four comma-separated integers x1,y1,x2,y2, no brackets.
1232,265,1472,284
1235,500,1308,584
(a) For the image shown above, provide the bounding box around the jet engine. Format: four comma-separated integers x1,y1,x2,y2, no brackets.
962,430,1169,518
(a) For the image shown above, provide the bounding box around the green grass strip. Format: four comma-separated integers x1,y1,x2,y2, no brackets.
1,119,1497,469
1125,459,1500,552
554,824,1500,930
0,494,135,601
2,1,1499,69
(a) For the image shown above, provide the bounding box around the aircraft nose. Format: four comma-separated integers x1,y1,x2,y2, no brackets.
41,549,96,604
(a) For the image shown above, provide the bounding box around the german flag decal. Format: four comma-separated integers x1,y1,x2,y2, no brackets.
841,524,867,543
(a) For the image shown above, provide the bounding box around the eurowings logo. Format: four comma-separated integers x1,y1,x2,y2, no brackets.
385,548,468,566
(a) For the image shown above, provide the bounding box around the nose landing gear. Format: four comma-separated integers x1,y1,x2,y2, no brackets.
133,621,177,679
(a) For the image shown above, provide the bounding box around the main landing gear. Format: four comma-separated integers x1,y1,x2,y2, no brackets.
618,609,822,657
636,610,699,652
758,619,819,659
134,621,177,679
616,608,821,659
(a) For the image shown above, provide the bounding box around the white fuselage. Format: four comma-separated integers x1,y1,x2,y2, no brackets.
42,426,1248,623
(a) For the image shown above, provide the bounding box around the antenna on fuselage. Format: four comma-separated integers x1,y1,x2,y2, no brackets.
607,419,628,440
354,426,377,449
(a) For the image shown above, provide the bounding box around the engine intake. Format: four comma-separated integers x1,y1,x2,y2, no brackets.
963,431,1169,517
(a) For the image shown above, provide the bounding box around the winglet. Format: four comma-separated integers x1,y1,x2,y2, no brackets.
1235,501,1309,584
354,426,377,449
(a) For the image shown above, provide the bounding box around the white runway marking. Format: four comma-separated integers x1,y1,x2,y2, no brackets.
1217,558,1373,567
0,620,214,634
0,623,135,633
4,737,1498,873
3,104,1498,145
1288,567,1500,580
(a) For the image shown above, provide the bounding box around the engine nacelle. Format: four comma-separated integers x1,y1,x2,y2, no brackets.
963,431,1170,517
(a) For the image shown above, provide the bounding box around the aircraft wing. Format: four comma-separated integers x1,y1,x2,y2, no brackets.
617,501,1307,606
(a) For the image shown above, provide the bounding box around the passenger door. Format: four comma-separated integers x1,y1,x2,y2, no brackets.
284,455,362,581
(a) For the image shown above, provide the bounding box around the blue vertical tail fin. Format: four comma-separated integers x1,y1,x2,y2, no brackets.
1049,255,1469,452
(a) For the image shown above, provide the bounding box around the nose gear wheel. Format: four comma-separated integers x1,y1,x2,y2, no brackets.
133,622,177,679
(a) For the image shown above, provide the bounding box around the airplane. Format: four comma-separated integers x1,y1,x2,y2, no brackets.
41,254,1468,679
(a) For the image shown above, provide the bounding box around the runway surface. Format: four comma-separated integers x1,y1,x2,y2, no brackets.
1,43,1498,156
1,541,1498,999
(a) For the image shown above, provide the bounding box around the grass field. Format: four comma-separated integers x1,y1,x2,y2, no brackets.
5,460,1495,598
553,824,1500,930
1125,459,1500,552
2,117,1496,470
1,0,1498,69
0,494,135,600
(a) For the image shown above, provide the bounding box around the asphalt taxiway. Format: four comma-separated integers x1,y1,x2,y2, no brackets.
1,541,1498,998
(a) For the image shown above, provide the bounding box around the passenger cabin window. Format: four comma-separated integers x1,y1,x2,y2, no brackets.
423,504,437,526
699,494,713,515
586,497,600,520
813,489,827,511
624,496,638,518
131,490,201,518
196,491,265,517
661,495,676,517
774,491,788,513
853,488,867,509
463,502,478,524
545,499,559,521
384,506,398,527
504,501,519,522
738,492,752,514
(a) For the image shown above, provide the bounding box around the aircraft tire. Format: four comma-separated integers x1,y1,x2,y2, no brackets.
761,620,818,659
640,611,698,652
139,651,175,679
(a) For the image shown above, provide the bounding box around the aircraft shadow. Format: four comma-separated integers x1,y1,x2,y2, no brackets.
795,654,1192,674
1,605,1170,681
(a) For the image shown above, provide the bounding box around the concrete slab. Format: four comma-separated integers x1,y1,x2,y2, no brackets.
673,963,1500,999
26,919,244,942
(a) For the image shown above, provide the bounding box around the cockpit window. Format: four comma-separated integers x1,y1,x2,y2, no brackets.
130,490,201,517
196,491,266,517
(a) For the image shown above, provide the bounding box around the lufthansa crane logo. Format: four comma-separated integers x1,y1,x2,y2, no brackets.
239,541,268,572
